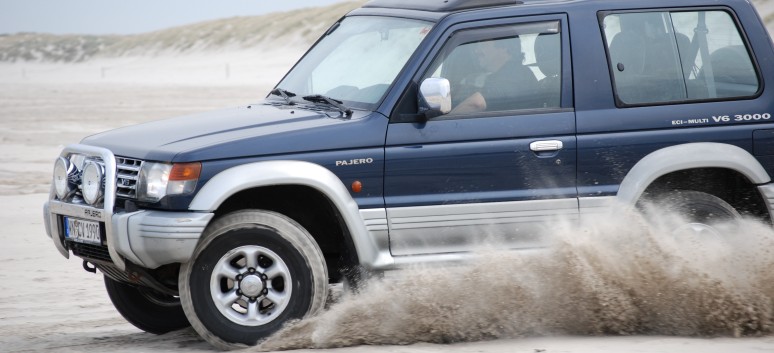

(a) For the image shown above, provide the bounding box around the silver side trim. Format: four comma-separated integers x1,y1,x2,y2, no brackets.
360,208,390,263
390,247,548,268
578,196,617,215
616,143,770,206
362,209,388,231
189,160,393,269
387,198,578,256
388,198,578,227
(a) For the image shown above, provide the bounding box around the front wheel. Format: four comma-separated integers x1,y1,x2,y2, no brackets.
104,276,190,334
179,210,328,349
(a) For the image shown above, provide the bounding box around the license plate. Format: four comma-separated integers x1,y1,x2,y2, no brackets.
64,217,102,245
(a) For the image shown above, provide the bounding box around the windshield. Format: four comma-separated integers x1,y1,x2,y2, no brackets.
276,16,433,110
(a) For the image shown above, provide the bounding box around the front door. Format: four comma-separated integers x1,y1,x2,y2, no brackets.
384,16,577,256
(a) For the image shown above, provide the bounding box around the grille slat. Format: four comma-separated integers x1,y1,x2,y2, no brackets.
115,157,143,199
117,164,141,172
116,173,138,179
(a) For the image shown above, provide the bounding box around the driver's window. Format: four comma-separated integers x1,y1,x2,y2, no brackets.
424,21,561,116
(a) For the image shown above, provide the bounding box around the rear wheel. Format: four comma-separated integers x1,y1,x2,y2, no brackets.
179,210,328,349
645,190,740,237
104,276,189,334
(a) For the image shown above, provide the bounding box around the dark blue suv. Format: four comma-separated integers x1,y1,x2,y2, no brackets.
43,0,774,348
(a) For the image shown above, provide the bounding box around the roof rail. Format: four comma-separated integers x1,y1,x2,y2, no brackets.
363,0,524,12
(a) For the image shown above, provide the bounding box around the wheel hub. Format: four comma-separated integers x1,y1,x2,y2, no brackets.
209,245,293,326
672,222,722,239
238,271,266,298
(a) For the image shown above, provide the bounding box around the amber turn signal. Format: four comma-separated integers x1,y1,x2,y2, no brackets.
351,180,362,193
170,162,202,181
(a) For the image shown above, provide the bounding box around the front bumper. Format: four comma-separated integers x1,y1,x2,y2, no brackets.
45,200,213,269
43,144,213,270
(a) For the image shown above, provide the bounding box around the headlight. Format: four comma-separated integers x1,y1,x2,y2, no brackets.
137,162,201,202
81,160,105,205
53,157,77,199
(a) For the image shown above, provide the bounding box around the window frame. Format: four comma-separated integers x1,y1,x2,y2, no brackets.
598,6,763,108
389,14,572,123
427,22,562,118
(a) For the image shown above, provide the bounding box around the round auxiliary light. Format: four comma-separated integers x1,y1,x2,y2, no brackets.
53,157,75,199
81,160,104,205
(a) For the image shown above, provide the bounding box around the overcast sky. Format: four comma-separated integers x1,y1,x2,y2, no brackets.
0,0,348,35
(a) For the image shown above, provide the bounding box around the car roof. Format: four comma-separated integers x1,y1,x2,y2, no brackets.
362,0,528,13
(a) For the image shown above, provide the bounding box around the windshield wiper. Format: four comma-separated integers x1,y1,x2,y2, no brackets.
302,94,353,118
270,87,297,105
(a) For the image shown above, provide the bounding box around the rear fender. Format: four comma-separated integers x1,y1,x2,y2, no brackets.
616,142,770,206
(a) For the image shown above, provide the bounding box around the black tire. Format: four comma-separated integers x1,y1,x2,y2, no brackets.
104,276,190,334
179,210,328,349
646,190,741,235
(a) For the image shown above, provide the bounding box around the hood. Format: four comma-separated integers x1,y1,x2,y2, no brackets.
82,102,388,162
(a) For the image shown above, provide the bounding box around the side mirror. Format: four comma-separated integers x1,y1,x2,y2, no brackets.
419,77,451,119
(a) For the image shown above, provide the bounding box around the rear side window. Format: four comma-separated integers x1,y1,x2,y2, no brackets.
602,10,759,106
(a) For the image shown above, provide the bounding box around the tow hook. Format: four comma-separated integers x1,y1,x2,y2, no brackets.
82,260,97,273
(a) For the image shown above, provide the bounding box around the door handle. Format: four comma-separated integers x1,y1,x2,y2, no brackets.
529,140,564,152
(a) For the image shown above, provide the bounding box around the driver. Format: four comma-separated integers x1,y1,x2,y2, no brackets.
451,37,538,114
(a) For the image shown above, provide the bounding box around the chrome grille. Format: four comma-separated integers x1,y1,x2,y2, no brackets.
116,157,143,199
